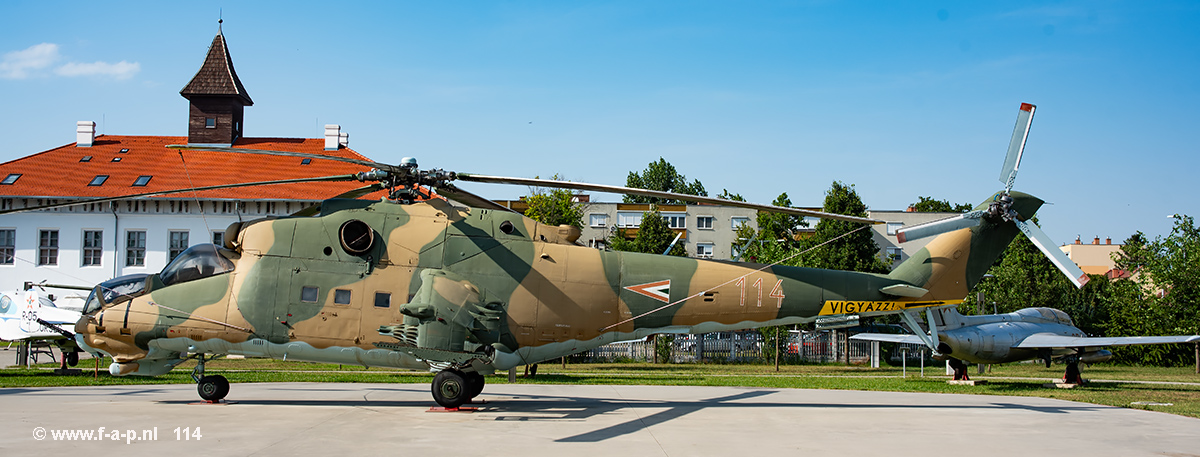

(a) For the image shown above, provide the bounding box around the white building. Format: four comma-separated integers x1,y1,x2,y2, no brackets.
0,30,378,308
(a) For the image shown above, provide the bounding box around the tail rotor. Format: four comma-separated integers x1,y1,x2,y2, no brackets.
895,103,1089,288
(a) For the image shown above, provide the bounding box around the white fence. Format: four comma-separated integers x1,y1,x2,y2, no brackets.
572,330,931,366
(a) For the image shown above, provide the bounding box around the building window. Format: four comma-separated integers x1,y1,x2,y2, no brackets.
664,213,686,229
1,174,19,185
731,217,750,229
205,118,216,128
132,175,152,187
617,212,643,228
0,229,13,265
111,157,122,163
589,214,608,227
125,230,146,266
886,222,904,236
38,230,58,266
886,247,903,262
300,158,312,165
169,231,189,261
697,243,715,258
212,231,224,246
697,216,714,230
374,292,391,308
83,230,103,266
88,175,108,186
334,289,352,305
80,156,92,162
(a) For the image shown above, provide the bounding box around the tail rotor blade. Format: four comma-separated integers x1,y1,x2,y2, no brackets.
1015,219,1090,289
999,103,1036,192
895,210,985,243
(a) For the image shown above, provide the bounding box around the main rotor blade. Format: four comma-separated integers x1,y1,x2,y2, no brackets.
895,210,985,243
455,173,884,225
1015,218,1090,289
0,174,362,215
999,103,1036,192
435,183,519,213
167,145,403,174
290,182,388,217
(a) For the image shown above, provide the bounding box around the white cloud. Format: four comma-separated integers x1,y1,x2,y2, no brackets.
55,60,141,80
0,42,141,80
0,43,61,79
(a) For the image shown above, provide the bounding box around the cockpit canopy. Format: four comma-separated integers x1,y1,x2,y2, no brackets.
83,273,150,315
160,244,236,287
1016,307,1073,326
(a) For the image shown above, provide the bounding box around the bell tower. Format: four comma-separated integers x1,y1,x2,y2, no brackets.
180,21,253,145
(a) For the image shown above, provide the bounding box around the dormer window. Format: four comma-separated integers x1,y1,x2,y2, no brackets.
88,175,109,186
132,176,152,187
1,174,19,185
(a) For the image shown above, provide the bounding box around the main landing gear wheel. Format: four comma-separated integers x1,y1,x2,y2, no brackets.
197,375,230,401
65,350,79,367
432,370,469,408
464,371,485,400
1063,361,1084,385
948,358,971,381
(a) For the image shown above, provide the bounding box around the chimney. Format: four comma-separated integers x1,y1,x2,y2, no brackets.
1075,236,1081,245
76,121,95,147
1093,237,1100,245
324,124,340,150
1106,237,1112,245
339,131,349,148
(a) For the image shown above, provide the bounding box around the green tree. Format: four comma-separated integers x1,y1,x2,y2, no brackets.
970,226,1077,315
790,181,890,273
1124,215,1200,365
717,189,745,202
609,210,687,256
911,196,973,213
757,192,807,244
522,174,584,229
624,158,707,204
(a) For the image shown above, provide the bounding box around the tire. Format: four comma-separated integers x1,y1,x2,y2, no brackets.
432,370,468,408
65,350,79,367
198,375,230,401
464,371,485,399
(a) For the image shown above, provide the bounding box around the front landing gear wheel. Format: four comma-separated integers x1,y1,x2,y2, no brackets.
432,370,468,408
464,371,485,399
198,375,230,401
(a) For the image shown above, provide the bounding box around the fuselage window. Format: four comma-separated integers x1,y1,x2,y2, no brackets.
301,286,319,303
374,292,390,308
334,289,352,305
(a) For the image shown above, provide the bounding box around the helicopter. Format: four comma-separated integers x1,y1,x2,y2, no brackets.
1,102,1085,409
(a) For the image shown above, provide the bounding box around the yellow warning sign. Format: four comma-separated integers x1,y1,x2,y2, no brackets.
818,299,962,315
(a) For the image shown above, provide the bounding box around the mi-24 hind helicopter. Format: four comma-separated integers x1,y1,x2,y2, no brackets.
3,102,1085,408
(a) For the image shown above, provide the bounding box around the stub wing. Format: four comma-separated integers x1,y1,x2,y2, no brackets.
849,333,927,345
1013,333,1200,349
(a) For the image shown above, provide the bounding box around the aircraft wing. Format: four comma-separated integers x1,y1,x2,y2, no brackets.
849,333,927,344
1013,333,1200,349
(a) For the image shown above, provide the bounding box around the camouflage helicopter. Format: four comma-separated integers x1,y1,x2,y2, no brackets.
3,102,1084,408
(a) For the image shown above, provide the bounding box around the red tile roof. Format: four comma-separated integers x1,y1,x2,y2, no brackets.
0,136,389,201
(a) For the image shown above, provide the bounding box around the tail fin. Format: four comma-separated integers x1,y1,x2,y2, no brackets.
887,191,1043,301
18,289,43,334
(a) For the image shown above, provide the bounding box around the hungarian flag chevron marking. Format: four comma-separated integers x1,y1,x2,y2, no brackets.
624,280,672,303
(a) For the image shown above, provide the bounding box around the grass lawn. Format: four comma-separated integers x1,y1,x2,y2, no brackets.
3,356,1198,419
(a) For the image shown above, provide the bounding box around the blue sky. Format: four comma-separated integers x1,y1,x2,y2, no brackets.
2,1,1196,245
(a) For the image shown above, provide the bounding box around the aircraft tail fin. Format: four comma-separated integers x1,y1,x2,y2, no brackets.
18,288,43,334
